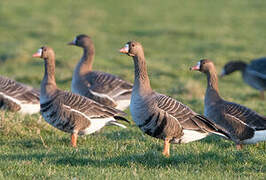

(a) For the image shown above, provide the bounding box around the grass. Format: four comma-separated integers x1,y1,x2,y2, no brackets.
0,0,265,179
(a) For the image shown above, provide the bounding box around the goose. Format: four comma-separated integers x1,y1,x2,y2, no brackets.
0,76,40,114
220,57,266,99
119,41,230,157
191,59,266,149
32,46,129,147
68,34,133,111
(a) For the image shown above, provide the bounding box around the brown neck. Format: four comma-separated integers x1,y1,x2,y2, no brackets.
41,55,57,97
205,68,221,101
132,53,152,94
78,45,95,75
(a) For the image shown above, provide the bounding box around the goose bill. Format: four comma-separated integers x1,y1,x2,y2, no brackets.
190,62,200,71
119,44,129,54
32,48,42,58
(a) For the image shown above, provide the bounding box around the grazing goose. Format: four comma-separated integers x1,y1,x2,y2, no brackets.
0,76,40,114
68,34,133,110
119,41,229,157
220,57,266,99
191,59,266,149
32,46,129,147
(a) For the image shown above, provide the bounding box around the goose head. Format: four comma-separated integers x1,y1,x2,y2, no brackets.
190,59,215,74
119,41,144,57
32,46,55,60
68,34,93,48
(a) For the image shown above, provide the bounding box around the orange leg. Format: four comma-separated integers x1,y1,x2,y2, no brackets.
71,133,78,147
162,138,171,157
260,91,264,100
236,144,243,150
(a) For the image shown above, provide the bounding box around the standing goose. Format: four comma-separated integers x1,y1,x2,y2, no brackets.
68,34,133,110
191,59,266,149
32,46,129,147
220,57,266,99
119,41,229,157
0,76,40,114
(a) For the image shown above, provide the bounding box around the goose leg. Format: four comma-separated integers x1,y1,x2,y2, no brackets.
162,138,171,157
260,91,264,100
236,144,243,150
71,133,78,147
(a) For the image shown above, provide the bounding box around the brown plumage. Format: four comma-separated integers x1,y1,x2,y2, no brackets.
68,34,132,110
120,41,229,157
32,46,129,147
191,59,266,149
0,76,40,114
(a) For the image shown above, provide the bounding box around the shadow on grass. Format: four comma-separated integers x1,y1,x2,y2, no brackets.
0,149,263,175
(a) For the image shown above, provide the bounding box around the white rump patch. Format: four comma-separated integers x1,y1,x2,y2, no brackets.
243,130,266,144
180,130,208,143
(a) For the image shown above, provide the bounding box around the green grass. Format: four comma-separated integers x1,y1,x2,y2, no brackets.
0,0,265,179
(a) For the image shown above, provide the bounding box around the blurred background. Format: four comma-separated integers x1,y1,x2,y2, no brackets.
1,0,266,111
0,0,265,178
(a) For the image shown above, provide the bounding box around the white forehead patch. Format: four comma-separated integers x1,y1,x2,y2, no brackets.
124,44,129,51
37,48,43,55
197,61,201,66
73,37,77,44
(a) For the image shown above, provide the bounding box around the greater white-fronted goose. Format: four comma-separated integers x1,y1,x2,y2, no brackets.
220,57,266,99
32,46,129,147
191,59,266,149
119,41,229,157
0,76,40,114
68,34,133,111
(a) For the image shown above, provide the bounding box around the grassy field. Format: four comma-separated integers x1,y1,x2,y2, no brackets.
0,0,266,179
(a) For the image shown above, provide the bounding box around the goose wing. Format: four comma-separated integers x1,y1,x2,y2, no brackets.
156,93,228,135
87,71,132,101
59,91,127,119
0,76,40,104
224,101,266,130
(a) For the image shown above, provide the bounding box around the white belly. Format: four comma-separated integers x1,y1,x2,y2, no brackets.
80,117,113,135
179,130,209,143
242,130,266,144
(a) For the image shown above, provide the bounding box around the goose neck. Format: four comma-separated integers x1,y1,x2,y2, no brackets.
205,69,221,101
132,55,152,94
41,57,57,97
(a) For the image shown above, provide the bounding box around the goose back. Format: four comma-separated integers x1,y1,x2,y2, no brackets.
72,70,132,110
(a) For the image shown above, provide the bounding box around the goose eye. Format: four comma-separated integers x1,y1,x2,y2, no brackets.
131,44,135,47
